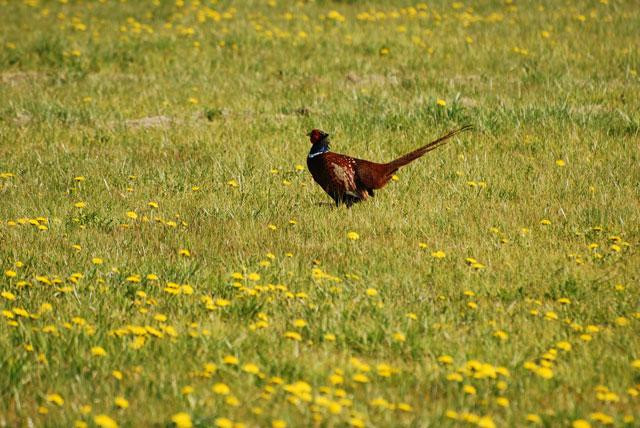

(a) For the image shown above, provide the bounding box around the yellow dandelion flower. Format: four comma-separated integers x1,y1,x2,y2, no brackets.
114,396,129,409
171,412,192,428
526,413,542,424
284,331,302,341
212,383,230,395
347,231,359,240
74,201,86,208
94,414,118,428
223,355,238,365
572,420,591,428
463,385,477,395
436,99,447,107
365,288,378,296
46,393,64,406
431,250,446,259
91,346,107,357
126,211,137,220
392,332,406,342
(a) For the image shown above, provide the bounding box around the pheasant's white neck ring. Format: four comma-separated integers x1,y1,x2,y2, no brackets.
308,142,330,158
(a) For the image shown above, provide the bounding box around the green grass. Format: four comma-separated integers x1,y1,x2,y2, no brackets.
1,0,639,427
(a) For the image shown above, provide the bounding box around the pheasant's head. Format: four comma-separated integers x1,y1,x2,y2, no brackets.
307,129,329,145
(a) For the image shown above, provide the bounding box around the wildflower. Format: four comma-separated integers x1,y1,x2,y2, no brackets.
284,331,302,341
365,288,378,296
352,373,369,383
92,257,104,265
178,249,191,257
242,363,260,374
94,414,118,428
223,355,238,365
212,383,230,395
292,319,307,328
436,99,447,107
171,412,192,428
496,397,509,407
572,420,591,428
556,159,566,167
347,231,359,240
431,250,446,258
392,332,406,342
463,385,477,395
112,370,123,380
1,291,16,301
46,393,64,406
632,359,640,369
91,346,107,357
114,396,129,409
438,355,454,365
324,333,336,341
526,414,542,424
493,330,508,341
540,219,551,225
74,201,86,208
4,270,17,277
126,211,137,220
214,418,233,428
447,372,463,382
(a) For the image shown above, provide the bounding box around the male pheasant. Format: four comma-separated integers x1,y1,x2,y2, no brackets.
306,125,472,206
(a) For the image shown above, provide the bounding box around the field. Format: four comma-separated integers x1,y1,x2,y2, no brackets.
1,0,639,427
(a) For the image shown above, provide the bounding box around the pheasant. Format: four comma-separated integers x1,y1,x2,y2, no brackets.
306,125,472,206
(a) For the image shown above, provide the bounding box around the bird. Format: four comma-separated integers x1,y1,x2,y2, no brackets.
306,125,472,206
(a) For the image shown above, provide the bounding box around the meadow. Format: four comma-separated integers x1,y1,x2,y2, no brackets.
1,0,639,426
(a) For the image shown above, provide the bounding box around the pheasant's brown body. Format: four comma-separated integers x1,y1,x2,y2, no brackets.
306,126,471,206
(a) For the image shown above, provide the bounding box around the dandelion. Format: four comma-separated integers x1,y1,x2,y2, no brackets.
126,211,137,220
284,331,302,341
178,249,191,257
540,219,551,225
438,355,454,365
392,332,406,342
171,412,192,428
4,270,17,278
436,99,447,107
242,363,260,374
212,383,231,395
572,420,591,428
431,250,446,258
223,355,238,365
352,373,370,383
292,319,307,328
526,414,542,424
555,159,566,167
91,346,107,357
46,393,64,406
114,396,129,409
347,231,359,240
463,385,477,395
74,201,86,208
496,397,509,407
94,414,118,428
365,288,378,296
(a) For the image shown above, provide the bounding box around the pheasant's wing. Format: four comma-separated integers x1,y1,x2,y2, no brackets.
322,153,359,197
354,159,389,191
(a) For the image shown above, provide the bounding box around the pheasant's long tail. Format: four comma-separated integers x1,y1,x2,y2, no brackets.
384,124,473,173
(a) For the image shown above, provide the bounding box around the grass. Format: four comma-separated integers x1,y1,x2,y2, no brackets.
1,0,639,427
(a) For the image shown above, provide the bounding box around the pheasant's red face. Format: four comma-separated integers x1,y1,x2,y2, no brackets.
307,129,328,144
